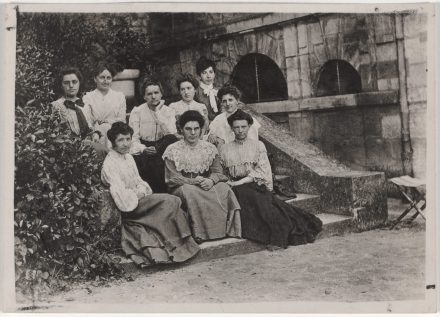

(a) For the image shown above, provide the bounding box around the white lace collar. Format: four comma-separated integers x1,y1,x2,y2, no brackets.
163,140,218,173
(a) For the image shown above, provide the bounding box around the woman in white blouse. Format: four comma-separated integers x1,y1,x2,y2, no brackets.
83,64,127,148
168,73,209,136
101,122,200,267
51,66,109,159
207,85,260,147
162,110,241,243
219,109,322,250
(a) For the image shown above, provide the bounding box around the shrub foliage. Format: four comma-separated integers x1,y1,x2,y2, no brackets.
14,12,142,296
15,102,123,296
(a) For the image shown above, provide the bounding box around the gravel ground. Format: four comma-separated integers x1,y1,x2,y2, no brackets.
16,199,428,312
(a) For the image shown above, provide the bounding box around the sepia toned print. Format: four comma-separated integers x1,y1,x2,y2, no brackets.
3,2,437,314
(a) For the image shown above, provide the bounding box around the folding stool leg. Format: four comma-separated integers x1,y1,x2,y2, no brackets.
390,202,418,229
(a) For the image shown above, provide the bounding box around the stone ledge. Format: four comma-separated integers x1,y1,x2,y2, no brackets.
248,90,399,114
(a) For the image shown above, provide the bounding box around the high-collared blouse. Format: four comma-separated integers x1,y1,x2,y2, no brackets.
101,150,153,212
51,97,92,136
220,138,273,191
195,84,220,121
162,139,228,189
208,111,261,144
83,88,127,129
128,101,177,155
168,99,208,118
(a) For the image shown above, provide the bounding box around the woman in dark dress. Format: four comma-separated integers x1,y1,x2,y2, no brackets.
219,109,323,249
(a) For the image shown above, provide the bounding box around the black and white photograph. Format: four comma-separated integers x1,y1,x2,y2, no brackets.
1,1,438,314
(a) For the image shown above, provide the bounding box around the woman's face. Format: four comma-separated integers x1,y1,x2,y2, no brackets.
113,133,132,155
182,121,201,145
94,69,113,92
200,67,215,86
221,93,239,114
231,120,250,141
62,73,80,98
180,81,195,103
144,85,163,107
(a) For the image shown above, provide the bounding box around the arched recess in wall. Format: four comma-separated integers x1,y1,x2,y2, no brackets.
230,53,288,103
316,60,362,97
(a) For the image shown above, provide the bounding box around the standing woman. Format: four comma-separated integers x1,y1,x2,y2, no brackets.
194,57,221,121
162,110,241,243
83,63,127,148
51,66,108,159
220,109,322,249
207,85,260,146
169,73,209,136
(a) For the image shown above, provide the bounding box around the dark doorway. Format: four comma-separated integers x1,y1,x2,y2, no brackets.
231,53,288,103
316,60,362,97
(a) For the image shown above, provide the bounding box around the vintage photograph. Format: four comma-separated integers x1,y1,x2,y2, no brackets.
3,1,437,313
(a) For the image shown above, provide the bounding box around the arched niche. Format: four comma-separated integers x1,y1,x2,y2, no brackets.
230,53,288,103
316,60,362,97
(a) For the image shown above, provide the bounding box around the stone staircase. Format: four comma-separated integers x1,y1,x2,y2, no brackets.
242,105,388,231
104,106,388,273
117,191,354,274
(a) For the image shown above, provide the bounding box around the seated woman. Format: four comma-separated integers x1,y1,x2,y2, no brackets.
168,73,209,136
207,85,260,146
219,109,322,249
101,122,200,267
162,110,241,243
83,63,127,148
129,80,178,193
51,66,108,159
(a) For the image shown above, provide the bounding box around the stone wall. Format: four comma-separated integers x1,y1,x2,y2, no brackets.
147,12,427,179
403,13,427,179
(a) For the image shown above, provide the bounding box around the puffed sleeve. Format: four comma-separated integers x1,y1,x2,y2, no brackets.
129,155,153,195
248,141,273,191
248,117,261,141
114,92,127,123
208,154,229,184
161,106,177,134
128,106,146,155
82,94,96,126
101,157,138,212
51,102,65,122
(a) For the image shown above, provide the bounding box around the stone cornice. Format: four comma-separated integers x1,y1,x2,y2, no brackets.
248,90,399,114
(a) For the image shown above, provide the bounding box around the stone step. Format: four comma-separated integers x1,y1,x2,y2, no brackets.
273,174,322,214
285,193,321,214
119,212,353,274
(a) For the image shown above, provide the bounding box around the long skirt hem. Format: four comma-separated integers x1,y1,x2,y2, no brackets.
233,182,322,248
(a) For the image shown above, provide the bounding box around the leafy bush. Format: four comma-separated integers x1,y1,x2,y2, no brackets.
14,100,124,297
17,12,152,97
15,12,134,298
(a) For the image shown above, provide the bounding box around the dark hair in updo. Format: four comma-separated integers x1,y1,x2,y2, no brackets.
176,73,199,91
58,66,83,89
141,79,163,96
179,110,205,130
93,63,118,78
227,109,254,127
217,85,241,101
196,57,216,76
107,121,134,145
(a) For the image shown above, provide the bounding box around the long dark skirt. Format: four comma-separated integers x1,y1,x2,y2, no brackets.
121,193,200,266
133,134,178,193
232,182,322,247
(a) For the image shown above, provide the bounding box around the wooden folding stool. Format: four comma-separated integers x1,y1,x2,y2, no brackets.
389,175,426,229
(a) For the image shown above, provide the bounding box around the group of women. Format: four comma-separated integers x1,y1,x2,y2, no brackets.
52,57,322,267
